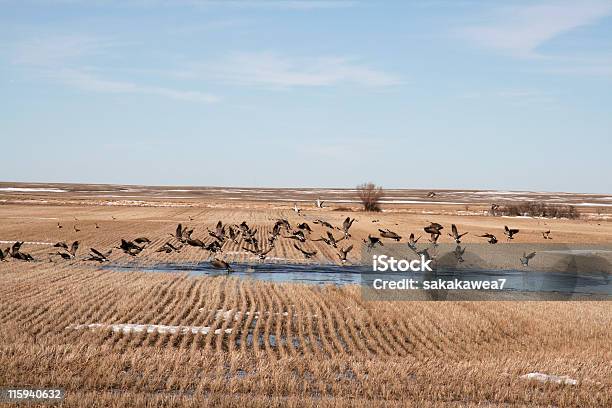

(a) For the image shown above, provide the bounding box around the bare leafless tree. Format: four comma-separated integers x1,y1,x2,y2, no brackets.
356,182,383,212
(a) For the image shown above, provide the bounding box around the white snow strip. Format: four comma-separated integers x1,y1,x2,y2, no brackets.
67,323,232,335
0,187,67,192
520,372,577,385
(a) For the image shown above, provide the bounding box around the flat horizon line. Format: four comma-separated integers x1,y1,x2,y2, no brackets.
0,180,610,196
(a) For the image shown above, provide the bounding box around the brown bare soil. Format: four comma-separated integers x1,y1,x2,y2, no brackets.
0,184,611,407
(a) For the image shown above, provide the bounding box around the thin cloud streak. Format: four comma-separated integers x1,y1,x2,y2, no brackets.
54,69,219,102
182,52,401,87
460,1,612,58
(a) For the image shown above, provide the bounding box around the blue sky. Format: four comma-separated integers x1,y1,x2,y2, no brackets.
1,0,611,193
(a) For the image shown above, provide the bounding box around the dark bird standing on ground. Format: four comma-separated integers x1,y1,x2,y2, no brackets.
294,244,317,259
520,252,536,266
379,228,401,241
542,230,552,240
504,226,519,240
448,224,468,244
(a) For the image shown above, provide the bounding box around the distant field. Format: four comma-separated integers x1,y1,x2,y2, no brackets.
0,183,611,407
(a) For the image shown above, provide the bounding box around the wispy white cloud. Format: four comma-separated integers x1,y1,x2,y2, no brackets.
460,1,612,58
182,52,401,87
54,69,219,102
9,35,219,103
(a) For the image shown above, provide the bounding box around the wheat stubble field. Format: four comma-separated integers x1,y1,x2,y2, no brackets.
0,184,611,407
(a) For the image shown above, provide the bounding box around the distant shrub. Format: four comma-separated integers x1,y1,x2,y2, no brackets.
357,182,383,212
495,201,579,219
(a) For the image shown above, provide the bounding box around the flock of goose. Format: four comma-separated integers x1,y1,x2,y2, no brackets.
0,199,548,270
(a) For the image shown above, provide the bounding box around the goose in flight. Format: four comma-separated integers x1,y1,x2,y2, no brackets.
73,225,80,233
427,191,436,198
53,241,69,250
0,247,7,262
117,239,144,256
243,244,275,260
284,230,307,243
315,198,324,208
424,222,444,235
95,223,100,229
208,221,226,242
313,231,344,248
448,224,468,244
337,244,353,264
211,258,232,273
342,217,355,239
379,229,401,241
478,233,498,244
85,248,111,263
156,241,182,253
205,240,223,253
363,235,383,251
504,226,519,240
275,219,291,232
297,222,313,233
57,222,63,229
520,251,536,266
293,203,301,215
407,233,421,250
294,243,317,259
542,230,552,240
313,219,335,229
10,242,34,261
228,226,239,243
185,237,206,248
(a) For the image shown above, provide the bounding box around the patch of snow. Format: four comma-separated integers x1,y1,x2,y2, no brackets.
520,372,577,385
67,323,232,335
0,187,67,193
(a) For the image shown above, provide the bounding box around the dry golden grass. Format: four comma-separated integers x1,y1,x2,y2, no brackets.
1,264,611,407
0,191,611,407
